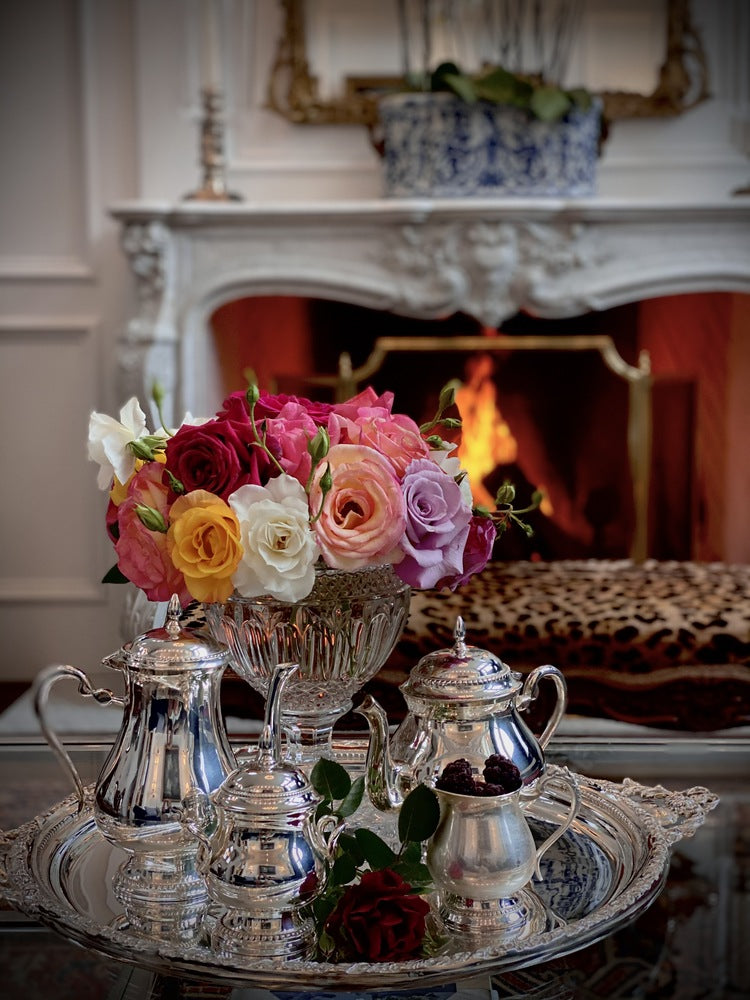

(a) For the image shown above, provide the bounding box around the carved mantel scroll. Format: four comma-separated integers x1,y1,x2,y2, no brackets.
110,199,750,419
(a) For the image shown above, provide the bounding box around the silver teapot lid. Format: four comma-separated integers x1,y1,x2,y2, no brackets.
214,661,317,818
122,594,230,670
401,617,521,703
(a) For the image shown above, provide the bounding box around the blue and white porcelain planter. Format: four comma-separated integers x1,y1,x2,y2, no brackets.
379,92,602,198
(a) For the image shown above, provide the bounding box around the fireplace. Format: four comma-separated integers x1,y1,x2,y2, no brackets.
110,199,750,563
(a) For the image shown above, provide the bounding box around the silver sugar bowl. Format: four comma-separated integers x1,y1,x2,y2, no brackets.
182,661,341,960
33,594,236,906
358,617,567,810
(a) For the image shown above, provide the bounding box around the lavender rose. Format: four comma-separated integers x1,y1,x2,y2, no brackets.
396,458,472,589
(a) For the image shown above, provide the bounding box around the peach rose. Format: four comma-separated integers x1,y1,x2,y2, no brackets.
309,444,405,570
167,490,243,603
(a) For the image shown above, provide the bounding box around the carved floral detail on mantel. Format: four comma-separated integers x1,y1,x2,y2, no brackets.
120,222,169,311
384,220,602,325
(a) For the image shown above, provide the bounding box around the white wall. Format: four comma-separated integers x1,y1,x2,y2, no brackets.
1,0,748,682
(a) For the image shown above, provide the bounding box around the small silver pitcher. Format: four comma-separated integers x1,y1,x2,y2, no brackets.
427,767,580,937
182,661,342,960
33,594,236,905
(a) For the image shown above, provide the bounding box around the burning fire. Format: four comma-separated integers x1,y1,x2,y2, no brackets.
456,354,518,509
456,352,553,518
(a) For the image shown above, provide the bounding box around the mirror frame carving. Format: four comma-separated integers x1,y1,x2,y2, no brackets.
267,0,709,125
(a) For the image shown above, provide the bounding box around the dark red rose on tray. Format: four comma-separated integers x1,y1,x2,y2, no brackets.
324,867,430,962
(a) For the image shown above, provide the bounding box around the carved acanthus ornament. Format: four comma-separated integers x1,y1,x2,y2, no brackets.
120,222,168,317
384,220,599,325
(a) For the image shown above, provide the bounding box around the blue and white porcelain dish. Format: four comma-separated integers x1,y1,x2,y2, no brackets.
379,92,602,198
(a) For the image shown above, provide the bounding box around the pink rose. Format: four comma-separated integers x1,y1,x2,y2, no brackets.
396,458,472,589
264,401,322,484
328,409,430,478
165,417,268,501
435,514,496,591
310,444,405,569
115,464,190,604
331,386,395,419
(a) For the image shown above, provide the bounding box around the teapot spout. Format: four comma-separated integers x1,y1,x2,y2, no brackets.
355,694,404,812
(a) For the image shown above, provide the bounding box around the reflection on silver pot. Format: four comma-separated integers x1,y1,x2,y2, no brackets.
427,767,580,936
181,661,343,960
33,594,236,904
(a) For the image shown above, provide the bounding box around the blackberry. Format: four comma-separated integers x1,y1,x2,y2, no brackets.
436,758,478,795
483,754,522,792
475,781,507,796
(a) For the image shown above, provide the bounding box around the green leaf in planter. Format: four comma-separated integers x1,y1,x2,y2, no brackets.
337,774,365,818
567,87,593,112
441,72,477,104
398,783,440,845
354,828,397,870
530,86,572,122
310,756,351,802
475,66,533,107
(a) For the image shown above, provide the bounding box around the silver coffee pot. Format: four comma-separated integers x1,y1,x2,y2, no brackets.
182,661,342,960
357,617,567,811
33,594,236,904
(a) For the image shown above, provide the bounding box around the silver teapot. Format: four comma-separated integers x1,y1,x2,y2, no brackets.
357,617,567,811
33,594,236,904
182,661,342,960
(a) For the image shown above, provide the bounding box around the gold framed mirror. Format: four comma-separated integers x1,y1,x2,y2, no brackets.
267,0,709,125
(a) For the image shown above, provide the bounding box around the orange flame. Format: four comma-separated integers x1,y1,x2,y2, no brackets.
456,354,518,509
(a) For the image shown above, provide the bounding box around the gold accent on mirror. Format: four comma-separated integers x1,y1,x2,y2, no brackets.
267,0,708,126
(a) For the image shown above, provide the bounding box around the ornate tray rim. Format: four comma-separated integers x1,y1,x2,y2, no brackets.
0,766,717,991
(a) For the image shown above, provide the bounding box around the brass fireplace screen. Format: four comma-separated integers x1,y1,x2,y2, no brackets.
307,335,652,563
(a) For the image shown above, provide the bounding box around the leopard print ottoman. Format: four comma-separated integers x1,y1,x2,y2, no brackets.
380,560,750,732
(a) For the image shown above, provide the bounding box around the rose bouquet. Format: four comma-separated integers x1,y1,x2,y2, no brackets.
89,382,535,606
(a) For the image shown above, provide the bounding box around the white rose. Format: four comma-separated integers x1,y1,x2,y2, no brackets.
430,446,474,507
88,397,149,489
229,474,319,602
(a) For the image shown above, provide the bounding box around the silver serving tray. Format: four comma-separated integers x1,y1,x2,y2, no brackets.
0,763,717,991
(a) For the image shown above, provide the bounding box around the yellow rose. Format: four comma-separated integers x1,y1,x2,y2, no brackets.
167,490,242,603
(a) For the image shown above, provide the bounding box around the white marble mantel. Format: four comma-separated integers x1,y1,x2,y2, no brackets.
110,196,750,418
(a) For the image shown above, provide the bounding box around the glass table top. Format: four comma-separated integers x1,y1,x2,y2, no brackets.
1,732,748,999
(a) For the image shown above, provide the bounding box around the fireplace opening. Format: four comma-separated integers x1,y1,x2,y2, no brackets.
210,292,749,563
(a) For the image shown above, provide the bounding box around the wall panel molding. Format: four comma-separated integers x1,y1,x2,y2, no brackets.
0,255,94,282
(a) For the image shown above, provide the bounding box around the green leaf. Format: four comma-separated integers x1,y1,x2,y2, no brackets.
400,841,423,864
441,72,477,104
330,853,358,887
102,564,128,584
391,860,433,888
310,757,351,802
566,87,593,111
336,832,365,867
398,784,440,845
354,828,397,870
338,775,365,818
529,85,572,122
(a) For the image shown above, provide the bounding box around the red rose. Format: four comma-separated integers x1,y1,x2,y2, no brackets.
219,389,333,425
165,418,269,501
325,868,430,963
435,514,497,591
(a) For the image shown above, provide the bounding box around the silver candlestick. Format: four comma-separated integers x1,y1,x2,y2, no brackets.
183,87,243,202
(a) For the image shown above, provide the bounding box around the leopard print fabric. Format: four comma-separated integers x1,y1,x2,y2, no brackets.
382,560,750,731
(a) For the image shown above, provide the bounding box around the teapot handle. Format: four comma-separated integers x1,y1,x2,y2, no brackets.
32,663,125,812
532,766,581,878
516,664,568,750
